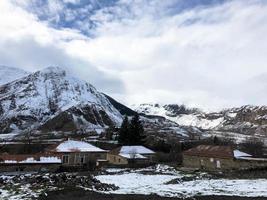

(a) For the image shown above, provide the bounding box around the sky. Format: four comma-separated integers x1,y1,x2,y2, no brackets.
0,0,267,110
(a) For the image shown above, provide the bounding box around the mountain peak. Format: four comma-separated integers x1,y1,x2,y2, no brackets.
38,66,67,76
0,67,123,134
0,65,29,85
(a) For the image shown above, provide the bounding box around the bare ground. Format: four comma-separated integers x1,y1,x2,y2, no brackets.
39,188,267,200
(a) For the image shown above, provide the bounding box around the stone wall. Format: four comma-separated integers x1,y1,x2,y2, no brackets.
235,158,267,169
0,163,60,172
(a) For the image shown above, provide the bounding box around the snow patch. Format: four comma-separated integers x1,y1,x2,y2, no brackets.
120,146,155,154
55,139,106,152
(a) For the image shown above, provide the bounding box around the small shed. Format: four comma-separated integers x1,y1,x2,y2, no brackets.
48,139,107,167
107,145,155,166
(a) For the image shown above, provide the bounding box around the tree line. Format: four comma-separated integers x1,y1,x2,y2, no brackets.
118,114,145,145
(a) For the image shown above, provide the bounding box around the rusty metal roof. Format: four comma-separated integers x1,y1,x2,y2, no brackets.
183,145,234,159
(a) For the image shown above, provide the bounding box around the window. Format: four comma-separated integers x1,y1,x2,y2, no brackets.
63,155,69,164
80,156,84,164
118,158,121,163
200,159,204,166
200,159,204,169
216,160,221,168
75,154,85,164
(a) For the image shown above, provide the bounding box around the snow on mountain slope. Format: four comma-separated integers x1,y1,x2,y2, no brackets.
174,114,224,129
132,103,226,129
0,66,29,85
0,66,122,134
133,104,267,144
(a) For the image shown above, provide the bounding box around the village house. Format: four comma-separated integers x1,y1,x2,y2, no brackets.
107,145,155,166
0,153,61,172
48,139,107,168
183,145,267,171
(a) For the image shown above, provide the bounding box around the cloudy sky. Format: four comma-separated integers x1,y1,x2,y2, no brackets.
0,0,267,110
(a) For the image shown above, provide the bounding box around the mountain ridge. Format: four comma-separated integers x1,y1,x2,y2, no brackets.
132,103,267,143
0,66,122,135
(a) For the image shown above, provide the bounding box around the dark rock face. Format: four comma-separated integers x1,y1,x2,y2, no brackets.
163,104,200,116
39,104,116,132
104,94,137,116
216,106,267,137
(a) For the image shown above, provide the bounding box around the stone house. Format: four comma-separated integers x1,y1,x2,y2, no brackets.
48,139,107,167
107,145,155,166
0,153,61,172
183,145,267,170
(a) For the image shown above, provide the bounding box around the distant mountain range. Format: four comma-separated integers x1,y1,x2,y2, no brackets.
132,103,267,143
0,66,266,144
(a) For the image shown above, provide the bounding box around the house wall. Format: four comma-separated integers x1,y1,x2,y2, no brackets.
107,153,152,166
59,152,107,166
107,154,128,165
142,154,156,162
0,163,60,172
183,155,236,170
183,155,267,170
235,159,267,169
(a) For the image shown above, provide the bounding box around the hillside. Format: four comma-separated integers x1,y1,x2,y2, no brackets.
0,66,122,135
133,103,267,143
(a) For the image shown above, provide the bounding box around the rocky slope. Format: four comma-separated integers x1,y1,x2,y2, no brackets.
0,66,198,141
0,67,122,134
133,104,267,143
132,104,228,129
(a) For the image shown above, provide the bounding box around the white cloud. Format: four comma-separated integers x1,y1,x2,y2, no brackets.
0,0,124,93
1,0,267,110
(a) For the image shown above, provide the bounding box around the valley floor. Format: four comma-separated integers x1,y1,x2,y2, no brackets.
1,165,267,200
95,165,267,198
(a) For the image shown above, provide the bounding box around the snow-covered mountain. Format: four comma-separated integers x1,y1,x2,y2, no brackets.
132,103,267,143
1,65,266,144
0,66,196,141
0,66,29,85
132,103,227,129
0,66,122,134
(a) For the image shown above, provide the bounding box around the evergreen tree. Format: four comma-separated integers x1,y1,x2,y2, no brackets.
118,116,129,144
213,136,219,145
128,114,144,145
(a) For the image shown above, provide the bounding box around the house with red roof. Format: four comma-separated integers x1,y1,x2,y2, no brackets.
183,145,267,170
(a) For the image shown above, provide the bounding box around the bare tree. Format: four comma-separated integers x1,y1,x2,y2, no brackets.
22,128,34,154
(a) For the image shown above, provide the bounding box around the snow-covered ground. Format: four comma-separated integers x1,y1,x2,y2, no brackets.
96,165,267,198
0,175,39,200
